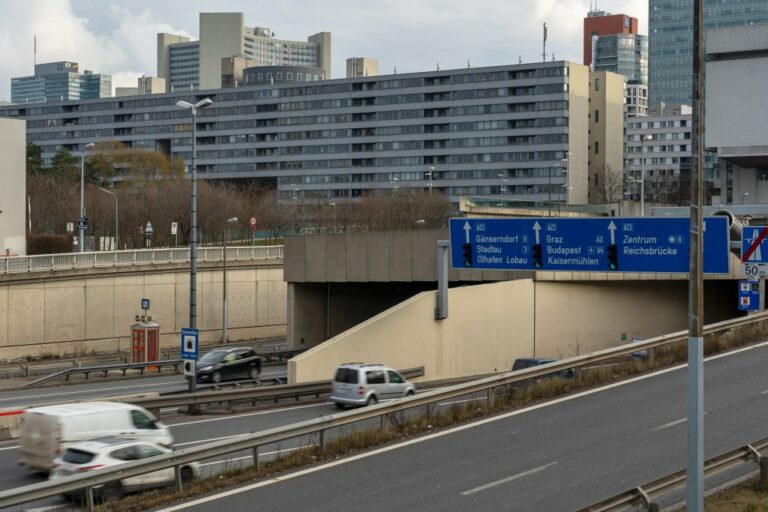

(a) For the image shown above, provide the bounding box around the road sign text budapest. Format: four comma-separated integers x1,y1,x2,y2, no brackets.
449,217,729,274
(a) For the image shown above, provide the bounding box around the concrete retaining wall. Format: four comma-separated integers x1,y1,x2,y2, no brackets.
0,265,287,360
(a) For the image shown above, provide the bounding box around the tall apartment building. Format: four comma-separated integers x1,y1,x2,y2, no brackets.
624,104,717,205
0,62,614,206
11,62,112,104
346,58,378,78
157,13,331,91
583,10,638,67
649,0,768,108
591,33,648,85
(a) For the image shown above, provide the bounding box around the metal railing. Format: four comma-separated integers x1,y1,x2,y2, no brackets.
579,436,768,511
1,313,766,510
23,360,185,388
0,246,283,275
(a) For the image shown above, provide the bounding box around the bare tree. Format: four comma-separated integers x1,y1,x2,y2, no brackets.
598,164,624,203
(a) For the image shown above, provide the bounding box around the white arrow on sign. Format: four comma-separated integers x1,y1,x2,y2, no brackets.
533,221,541,244
463,221,471,243
608,221,617,245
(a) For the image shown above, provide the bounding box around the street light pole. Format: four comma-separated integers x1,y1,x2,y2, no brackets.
426,166,435,195
78,143,94,252
176,98,213,334
97,187,118,250
548,166,552,217
222,217,238,343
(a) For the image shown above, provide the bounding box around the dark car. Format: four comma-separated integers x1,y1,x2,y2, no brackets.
511,357,575,382
195,347,262,383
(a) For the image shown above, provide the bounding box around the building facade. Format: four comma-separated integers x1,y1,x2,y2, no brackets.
243,65,327,85
0,118,27,255
346,58,379,78
0,62,601,205
592,33,648,85
11,62,112,104
649,0,768,108
583,10,638,67
588,71,626,203
625,83,648,118
158,13,331,91
706,24,768,205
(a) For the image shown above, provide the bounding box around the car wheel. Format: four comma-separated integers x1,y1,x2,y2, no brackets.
180,465,195,483
366,395,378,406
211,371,222,383
248,366,260,380
100,481,124,502
334,402,345,410
405,389,415,396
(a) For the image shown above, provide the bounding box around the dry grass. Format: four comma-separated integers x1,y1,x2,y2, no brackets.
94,322,768,512
705,476,768,511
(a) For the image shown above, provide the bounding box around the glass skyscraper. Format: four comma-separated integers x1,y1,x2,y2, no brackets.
11,62,111,104
649,0,768,107
593,33,648,85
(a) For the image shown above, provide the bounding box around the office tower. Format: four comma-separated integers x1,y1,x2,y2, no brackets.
346,58,378,78
592,33,648,85
583,10,638,67
157,13,331,91
11,62,111,104
649,0,768,107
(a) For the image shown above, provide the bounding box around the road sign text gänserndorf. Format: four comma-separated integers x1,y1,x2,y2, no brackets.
449,217,729,274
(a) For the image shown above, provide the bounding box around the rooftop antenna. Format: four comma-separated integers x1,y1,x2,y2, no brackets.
436,62,440,71
33,34,37,68
552,52,555,61
394,66,397,74
467,59,471,68
518,55,522,64
542,23,547,63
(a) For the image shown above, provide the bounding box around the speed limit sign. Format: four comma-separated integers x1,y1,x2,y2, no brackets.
171,222,178,235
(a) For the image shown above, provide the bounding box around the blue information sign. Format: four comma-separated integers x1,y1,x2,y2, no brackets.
141,298,150,310
449,217,729,274
181,328,199,360
741,226,768,263
738,280,760,311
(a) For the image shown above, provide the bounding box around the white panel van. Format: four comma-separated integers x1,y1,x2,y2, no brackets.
18,402,173,473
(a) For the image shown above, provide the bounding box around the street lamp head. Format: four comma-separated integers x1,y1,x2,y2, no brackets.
84,142,95,150
195,98,213,109
225,217,238,224
176,100,194,109
644,134,653,141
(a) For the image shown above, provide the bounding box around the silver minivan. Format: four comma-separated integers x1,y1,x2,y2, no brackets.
330,363,416,408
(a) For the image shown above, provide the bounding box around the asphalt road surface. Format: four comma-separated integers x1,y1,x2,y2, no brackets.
146,342,768,512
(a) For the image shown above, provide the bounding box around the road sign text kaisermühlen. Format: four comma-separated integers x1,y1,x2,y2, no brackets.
448,217,729,274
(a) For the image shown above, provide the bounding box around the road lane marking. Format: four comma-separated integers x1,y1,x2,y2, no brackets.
652,418,687,431
154,342,768,511
0,445,18,451
460,461,558,496
169,402,328,427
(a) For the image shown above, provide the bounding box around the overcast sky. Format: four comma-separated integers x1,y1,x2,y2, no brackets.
0,0,647,101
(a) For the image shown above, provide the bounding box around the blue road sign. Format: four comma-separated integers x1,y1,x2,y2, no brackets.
738,280,760,311
181,328,199,360
449,217,729,274
741,226,768,263
141,298,150,310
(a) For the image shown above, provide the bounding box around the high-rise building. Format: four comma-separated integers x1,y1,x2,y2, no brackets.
592,33,648,85
11,62,111,104
649,0,768,108
0,62,612,206
157,13,331,91
583,10,638,68
346,58,378,78
588,71,626,203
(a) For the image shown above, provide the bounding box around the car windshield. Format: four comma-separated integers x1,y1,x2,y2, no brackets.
335,367,359,384
63,449,96,464
199,351,226,364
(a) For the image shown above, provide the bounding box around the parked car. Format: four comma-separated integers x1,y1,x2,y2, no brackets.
196,346,262,383
49,438,199,502
330,363,416,408
18,402,173,473
511,357,575,382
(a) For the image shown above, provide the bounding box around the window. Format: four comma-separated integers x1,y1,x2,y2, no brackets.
365,370,386,384
387,370,404,384
287,72,293,80
224,352,237,362
135,444,165,459
334,367,358,384
131,410,156,429
297,73,303,81
257,73,263,81
594,78,600,91
594,141,599,154
276,73,282,80
594,110,599,123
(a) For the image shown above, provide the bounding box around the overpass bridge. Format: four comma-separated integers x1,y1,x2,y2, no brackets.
0,247,286,360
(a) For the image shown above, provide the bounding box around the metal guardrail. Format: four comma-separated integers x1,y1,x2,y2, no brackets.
23,360,185,388
0,246,283,275
579,436,768,511
1,313,766,510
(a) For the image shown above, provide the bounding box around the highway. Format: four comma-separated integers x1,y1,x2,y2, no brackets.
0,365,287,409
144,342,768,512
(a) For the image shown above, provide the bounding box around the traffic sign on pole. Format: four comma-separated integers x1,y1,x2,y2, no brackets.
741,226,768,263
448,217,730,274
181,328,199,360
738,280,760,311
171,222,178,236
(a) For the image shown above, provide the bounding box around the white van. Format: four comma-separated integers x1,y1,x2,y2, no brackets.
18,402,173,473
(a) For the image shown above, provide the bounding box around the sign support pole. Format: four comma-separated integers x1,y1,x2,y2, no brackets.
435,240,449,320
686,0,705,508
